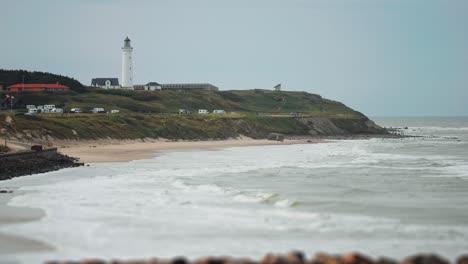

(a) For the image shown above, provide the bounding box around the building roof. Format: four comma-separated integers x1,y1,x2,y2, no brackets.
146,82,161,86
7,83,69,89
91,78,119,86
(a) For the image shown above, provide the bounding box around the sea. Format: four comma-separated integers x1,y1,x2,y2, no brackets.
1,117,468,263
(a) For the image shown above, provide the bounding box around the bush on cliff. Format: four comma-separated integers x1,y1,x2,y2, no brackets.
0,145,11,153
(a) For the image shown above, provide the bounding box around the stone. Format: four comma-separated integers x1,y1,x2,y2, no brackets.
267,133,285,142
457,255,468,264
314,253,343,264
287,251,305,264
400,254,449,264
342,253,373,264
79,259,106,264
260,254,288,264
172,257,188,264
375,257,397,264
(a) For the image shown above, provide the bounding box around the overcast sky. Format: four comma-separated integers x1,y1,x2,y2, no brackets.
1,0,467,116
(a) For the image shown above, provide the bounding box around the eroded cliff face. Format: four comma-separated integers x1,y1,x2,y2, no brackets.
3,114,387,142
297,117,387,136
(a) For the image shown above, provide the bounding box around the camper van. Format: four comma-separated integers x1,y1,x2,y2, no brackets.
198,109,209,114
91,108,105,114
179,109,191,114
44,105,55,110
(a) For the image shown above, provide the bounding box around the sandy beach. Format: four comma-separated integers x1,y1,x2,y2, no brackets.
54,137,319,163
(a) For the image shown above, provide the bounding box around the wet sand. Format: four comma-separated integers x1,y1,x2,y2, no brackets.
0,191,54,258
55,137,319,163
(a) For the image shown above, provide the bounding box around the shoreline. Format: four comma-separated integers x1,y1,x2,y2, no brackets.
0,134,398,258
2,133,401,164
0,137,323,257
0,187,54,257
54,137,324,163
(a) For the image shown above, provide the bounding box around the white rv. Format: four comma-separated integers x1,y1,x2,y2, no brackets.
213,110,226,114
70,108,82,113
198,109,209,114
44,105,55,110
91,108,105,114
51,108,63,114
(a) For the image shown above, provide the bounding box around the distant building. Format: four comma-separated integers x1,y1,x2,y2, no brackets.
145,82,162,91
7,83,69,92
161,83,219,91
133,82,162,91
91,78,120,89
274,83,281,91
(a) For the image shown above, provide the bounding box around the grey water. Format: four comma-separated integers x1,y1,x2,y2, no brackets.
1,117,468,263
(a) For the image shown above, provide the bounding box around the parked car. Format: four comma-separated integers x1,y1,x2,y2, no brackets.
110,109,120,114
51,108,63,114
213,110,226,114
70,108,82,113
179,109,191,114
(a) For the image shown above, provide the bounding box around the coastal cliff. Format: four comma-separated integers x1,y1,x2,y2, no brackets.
1,113,385,142
1,70,387,141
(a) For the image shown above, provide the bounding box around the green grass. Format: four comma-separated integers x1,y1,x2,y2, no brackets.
0,88,384,140
1,111,384,141
3,88,365,119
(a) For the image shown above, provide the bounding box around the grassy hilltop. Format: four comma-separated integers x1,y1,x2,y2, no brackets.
7,88,364,119
0,69,386,141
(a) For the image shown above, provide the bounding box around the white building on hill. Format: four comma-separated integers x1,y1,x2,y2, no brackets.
90,78,120,89
121,37,134,89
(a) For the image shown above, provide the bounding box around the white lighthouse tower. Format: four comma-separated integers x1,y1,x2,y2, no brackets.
121,37,134,88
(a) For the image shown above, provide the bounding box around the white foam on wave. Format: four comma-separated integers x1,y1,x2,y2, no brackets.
171,179,227,193
408,126,468,132
232,192,279,203
4,136,468,262
274,199,300,208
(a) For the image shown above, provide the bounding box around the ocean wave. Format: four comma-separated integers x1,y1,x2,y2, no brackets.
274,199,301,208
408,126,468,132
171,179,228,193
232,192,279,203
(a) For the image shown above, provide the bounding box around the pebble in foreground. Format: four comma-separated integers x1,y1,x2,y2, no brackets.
44,252,468,264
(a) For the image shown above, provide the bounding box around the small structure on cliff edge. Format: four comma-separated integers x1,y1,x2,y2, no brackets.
274,83,281,91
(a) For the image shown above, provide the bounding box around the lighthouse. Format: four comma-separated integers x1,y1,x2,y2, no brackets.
121,37,133,88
